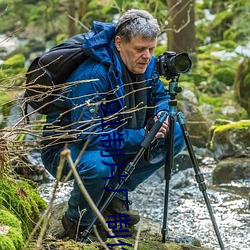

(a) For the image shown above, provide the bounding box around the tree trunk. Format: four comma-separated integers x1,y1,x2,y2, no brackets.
67,0,77,36
78,0,88,20
167,0,196,62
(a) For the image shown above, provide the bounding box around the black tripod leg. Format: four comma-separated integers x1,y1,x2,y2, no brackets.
177,112,225,250
162,114,175,243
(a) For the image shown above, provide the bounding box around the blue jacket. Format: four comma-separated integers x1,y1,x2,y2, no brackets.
44,21,170,153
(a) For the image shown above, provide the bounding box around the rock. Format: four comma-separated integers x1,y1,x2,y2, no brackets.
44,202,212,250
213,157,250,184
179,100,211,148
209,119,250,160
170,168,193,189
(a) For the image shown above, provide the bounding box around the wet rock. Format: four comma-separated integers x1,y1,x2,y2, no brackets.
170,168,193,189
213,157,250,184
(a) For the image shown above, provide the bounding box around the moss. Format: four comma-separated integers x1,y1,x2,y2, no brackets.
213,120,250,133
1,54,25,69
213,67,235,86
199,95,224,107
0,209,24,249
0,174,47,239
0,235,16,250
209,120,250,151
7,228,24,249
0,209,21,229
234,57,250,115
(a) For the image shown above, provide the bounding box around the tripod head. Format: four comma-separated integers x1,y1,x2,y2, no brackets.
168,76,182,100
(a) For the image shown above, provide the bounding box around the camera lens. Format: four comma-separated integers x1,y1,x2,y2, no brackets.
174,53,192,73
156,51,192,79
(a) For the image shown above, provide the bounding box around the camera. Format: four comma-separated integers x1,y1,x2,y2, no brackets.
156,51,192,79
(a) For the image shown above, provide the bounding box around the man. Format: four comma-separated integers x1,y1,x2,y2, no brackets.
41,9,185,242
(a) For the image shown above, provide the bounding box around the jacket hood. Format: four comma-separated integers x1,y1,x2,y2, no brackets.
82,21,116,65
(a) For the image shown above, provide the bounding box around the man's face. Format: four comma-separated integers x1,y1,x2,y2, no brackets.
115,35,157,74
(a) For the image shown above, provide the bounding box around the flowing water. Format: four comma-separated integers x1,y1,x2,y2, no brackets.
129,157,250,250
38,156,250,250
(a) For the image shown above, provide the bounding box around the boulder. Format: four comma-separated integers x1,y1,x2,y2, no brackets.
209,119,250,184
213,157,250,184
209,119,250,160
179,100,211,148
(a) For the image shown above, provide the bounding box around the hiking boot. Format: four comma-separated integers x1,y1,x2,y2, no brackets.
105,196,140,225
61,213,107,242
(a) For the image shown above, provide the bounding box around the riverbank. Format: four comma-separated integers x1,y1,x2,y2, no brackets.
38,155,250,250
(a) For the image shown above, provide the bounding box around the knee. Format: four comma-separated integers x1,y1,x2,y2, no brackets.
76,151,117,180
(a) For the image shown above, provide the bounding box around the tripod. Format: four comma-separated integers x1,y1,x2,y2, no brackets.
82,77,225,250
81,110,169,241
161,77,225,249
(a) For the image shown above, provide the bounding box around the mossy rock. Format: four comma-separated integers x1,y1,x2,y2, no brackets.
209,120,250,160
29,233,211,250
0,174,47,239
0,209,24,250
42,202,211,250
199,91,248,122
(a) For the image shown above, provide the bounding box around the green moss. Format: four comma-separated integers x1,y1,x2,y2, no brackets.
209,120,250,150
199,95,224,107
0,209,21,229
0,235,16,250
0,209,24,249
7,228,24,249
217,40,237,51
0,175,47,239
213,120,250,133
213,67,235,86
1,54,25,69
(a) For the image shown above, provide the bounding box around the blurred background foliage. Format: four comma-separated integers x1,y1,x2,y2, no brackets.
0,0,250,122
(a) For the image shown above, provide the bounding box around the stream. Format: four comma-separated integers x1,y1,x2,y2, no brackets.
38,155,250,250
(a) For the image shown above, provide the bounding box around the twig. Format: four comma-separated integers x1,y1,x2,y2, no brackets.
61,148,121,248
134,220,142,250
93,225,110,250
68,14,89,31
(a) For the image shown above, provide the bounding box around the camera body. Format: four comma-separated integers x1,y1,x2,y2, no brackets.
156,51,192,79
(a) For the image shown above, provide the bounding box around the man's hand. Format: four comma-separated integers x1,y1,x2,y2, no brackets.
154,111,169,139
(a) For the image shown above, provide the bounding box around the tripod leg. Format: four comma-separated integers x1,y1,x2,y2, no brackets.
177,112,225,250
162,114,175,243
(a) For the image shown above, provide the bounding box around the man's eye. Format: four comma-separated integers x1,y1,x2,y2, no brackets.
136,48,144,52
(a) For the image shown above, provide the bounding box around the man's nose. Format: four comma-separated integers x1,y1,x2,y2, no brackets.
142,49,151,59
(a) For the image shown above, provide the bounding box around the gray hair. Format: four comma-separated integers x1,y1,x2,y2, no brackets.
115,9,161,43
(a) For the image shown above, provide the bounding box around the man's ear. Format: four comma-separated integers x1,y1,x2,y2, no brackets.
115,36,122,51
